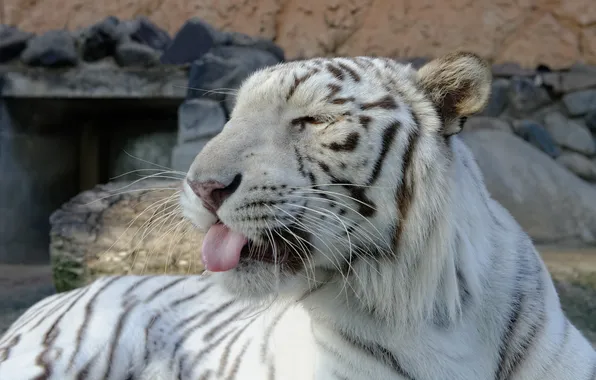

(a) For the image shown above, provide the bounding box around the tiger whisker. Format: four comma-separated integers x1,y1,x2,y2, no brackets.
110,169,186,181
289,192,393,252
97,191,181,265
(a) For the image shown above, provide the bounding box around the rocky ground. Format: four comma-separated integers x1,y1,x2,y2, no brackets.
2,247,595,348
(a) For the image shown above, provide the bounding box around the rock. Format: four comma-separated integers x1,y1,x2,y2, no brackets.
394,57,430,69
187,46,281,108
557,151,596,181
479,78,510,117
543,112,595,155
109,131,177,181
0,26,34,63
160,19,214,65
491,63,535,78
178,98,226,144
20,30,78,67
507,76,551,117
2,61,188,98
463,116,512,133
127,16,171,51
540,72,596,94
7,0,596,69
563,90,596,117
171,140,211,172
221,31,285,61
569,63,596,74
114,41,161,67
512,120,561,158
586,110,596,133
460,129,596,245
49,180,203,292
79,16,122,62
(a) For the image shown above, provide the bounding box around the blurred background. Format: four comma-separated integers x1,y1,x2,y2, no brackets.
0,0,595,341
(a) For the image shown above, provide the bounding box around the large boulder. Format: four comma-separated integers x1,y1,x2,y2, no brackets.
460,129,596,246
49,179,204,292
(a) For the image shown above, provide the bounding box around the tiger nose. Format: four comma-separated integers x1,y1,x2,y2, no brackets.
187,174,243,213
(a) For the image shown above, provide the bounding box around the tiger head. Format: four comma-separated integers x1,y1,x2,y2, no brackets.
181,52,491,302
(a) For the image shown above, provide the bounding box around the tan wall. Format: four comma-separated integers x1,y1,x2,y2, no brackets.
3,0,596,68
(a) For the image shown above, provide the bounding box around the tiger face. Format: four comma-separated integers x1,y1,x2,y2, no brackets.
181,53,491,300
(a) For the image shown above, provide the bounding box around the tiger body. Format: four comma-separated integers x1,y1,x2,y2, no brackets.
2,53,596,380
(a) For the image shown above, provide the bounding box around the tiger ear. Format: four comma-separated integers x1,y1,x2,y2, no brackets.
416,52,492,136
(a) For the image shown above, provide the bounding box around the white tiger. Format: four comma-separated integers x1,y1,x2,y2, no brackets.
1,52,595,380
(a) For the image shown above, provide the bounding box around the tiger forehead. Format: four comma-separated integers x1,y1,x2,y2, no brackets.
232,57,416,115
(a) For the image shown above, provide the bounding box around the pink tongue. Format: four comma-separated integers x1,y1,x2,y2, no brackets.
201,224,248,272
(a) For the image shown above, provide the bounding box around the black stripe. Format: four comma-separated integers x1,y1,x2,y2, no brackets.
267,360,276,380
169,283,214,308
337,62,361,82
35,286,92,379
224,339,251,380
588,358,596,380
216,326,250,377
338,330,415,380
187,329,238,372
261,305,292,360
0,334,20,363
204,309,247,341
367,121,400,185
144,277,187,303
27,291,78,332
67,276,123,370
393,122,421,247
123,276,154,295
361,95,398,110
494,252,546,380
144,313,161,364
103,300,140,379
323,132,360,152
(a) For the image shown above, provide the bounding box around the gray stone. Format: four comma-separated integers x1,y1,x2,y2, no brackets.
0,26,34,63
127,16,171,52
507,76,551,117
109,131,177,181
556,151,596,181
79,16,123,62
543,112,595,155
49,180,201,292
586,110,596,133
479,79,509,117
160,18,214,65
460,129,596,245
540,72,596,94
463,116,512,133
491,63,535,78
20,30,78,67
221,31,285,61
171,140,211,172
1,61,188,98
569,63,596,74
187,46,280,102
114,41,161,67
512,120,560,158
178,98,226,144
562,90,596,117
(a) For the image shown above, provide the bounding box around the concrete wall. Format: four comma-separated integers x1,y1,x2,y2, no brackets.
3,0,596,68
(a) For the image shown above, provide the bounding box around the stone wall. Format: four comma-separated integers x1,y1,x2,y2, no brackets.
3,0,596,68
